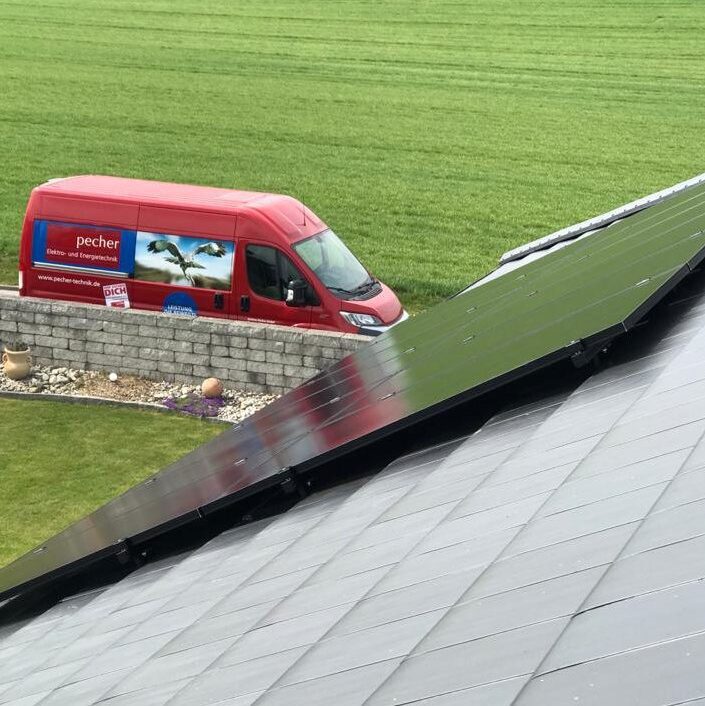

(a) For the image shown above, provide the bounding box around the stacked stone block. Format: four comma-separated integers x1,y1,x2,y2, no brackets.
0,291,368,394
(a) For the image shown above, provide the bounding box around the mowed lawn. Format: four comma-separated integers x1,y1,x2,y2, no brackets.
0,399,223,567
1,1,704,311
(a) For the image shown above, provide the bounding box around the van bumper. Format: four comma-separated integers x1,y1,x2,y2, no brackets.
358,309,409,336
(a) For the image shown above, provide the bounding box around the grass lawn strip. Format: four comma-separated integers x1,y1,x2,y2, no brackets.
0,398,224,568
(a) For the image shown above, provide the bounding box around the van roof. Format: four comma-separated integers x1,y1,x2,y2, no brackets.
35,175,325,241
39,175,270,208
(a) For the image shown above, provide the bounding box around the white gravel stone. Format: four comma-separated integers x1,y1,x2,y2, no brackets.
0,363,278,424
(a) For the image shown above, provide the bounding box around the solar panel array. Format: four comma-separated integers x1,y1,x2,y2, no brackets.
2,178,705,601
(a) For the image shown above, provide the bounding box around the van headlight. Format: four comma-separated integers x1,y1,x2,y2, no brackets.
340,311,382,327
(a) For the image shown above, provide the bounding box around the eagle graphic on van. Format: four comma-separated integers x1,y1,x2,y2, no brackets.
146,238,227,286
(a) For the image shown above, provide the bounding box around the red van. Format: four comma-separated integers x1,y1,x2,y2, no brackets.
18,176,407,335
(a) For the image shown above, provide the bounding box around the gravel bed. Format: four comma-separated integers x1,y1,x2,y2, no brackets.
0,365,277,424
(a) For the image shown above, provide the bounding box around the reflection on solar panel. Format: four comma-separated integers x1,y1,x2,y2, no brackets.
2,178,705,601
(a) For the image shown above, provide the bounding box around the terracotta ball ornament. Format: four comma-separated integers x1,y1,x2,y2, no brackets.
202,377,224,398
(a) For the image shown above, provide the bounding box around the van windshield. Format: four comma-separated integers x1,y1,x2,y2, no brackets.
293,229,375,298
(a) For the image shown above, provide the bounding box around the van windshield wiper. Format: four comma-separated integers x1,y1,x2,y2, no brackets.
327,279,378,297
349,278,378,296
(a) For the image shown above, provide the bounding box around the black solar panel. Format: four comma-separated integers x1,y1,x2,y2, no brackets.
2,178,705,601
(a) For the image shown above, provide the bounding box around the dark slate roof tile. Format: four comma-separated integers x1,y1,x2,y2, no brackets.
517,630,705,706
310,533,422,583
159,574,250,613
385,677,525,705
329,569,478,636
517,390,641,450
681,434,705,472
645,359,705,397
38,669,131,706
506,484,665,557
41,625,131,669
167,647,307,705
414,494,548,555
535,450,687,516
418,567,603,652
380,437,465,474
346,504,457,553
368,618,567,704
114,570,206,612
101,638,233,699
262,567,388,626
158,601,278,656
453,463,573,516
0,642,60,685
583,533,705,610
588,420,705,460
255,659,402,706
484,454,579,489
0,608,77,650
377,475,487,520
654,465,705,511
0,657,89,704
573,441,695,484
38,622,98,655
619,377,705,423
604,411,705,448
0,682,15,701
278,610,443,685
622,497,705,556
542,579,705,673
94,680,194,705
373,528,519,595
202,540,292,583
258,493,411,565
471,524,635,599
214,604,351,667
112,599,216,647
567,366,655,401
69,630,181,682
0,692,50,706
0,644,26,678
424,448,512,486
501,432,603,468
515,415,623,456
206,566,318,618
442,426,527,456
80,597,172,636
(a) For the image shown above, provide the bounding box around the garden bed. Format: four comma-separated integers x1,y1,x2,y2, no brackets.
0,365,277,423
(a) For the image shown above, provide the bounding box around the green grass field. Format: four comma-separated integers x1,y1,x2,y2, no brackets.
1,1,704,311
0,398,223,567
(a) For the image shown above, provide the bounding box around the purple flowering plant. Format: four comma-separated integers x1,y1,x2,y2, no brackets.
163,391,224,418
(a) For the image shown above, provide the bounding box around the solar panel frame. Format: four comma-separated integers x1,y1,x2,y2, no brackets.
500,171,705,264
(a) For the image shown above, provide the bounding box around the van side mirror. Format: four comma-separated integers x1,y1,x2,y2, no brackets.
286,279,308,307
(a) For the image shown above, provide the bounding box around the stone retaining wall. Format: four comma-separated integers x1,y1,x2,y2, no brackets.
0,291,368,394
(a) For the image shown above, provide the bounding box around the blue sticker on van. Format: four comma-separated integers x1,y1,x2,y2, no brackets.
32,220,137,275
163,292,198,317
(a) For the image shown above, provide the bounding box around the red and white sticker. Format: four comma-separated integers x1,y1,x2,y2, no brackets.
103,282,130,309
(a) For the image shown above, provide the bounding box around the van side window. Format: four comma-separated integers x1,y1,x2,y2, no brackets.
246,245,306,301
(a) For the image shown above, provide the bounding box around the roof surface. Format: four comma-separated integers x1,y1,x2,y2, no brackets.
2,280,705,705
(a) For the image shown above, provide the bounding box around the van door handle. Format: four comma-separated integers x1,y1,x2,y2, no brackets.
240,295,250,313
214,293,224,310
